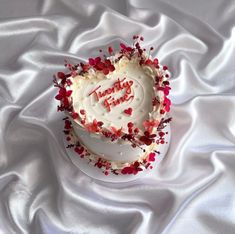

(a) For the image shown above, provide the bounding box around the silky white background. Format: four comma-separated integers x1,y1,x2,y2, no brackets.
0,0,235,233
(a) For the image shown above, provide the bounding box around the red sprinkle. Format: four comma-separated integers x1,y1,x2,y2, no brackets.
80,109,85,115
88,58,95,66
72,112,79,119
108,46,113,54
124,108,133,115
134,128,139,134
104,171,109,176
57,72,66,79
148,152,156,161
160,109,165,114
127,122,134,128
103,68,109,75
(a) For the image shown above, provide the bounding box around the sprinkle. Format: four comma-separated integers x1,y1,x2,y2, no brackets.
124,108,133,116
80,109,85,115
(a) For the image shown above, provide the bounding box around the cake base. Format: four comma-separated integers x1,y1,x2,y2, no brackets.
64,123,171,183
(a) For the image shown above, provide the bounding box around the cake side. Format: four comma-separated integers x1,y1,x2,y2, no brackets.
71,120,145,162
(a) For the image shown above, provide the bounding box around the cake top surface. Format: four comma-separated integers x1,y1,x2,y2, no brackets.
71,55,160,133
53,35,172,147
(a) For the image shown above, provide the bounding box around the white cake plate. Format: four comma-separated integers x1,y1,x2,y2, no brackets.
64,124,171,183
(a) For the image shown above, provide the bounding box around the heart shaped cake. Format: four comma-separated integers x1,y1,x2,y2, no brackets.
53,35,172,176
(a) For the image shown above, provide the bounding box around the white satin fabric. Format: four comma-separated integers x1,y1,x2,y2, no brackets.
1,0,235,233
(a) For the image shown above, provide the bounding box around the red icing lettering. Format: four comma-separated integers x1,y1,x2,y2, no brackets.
103,94,134,112
103,97,111,112
88,85,101,101
123,80,133,94
88,78,134,111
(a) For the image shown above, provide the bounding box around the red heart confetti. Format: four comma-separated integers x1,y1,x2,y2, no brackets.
124,108,133,115
74,146,84,155
148,152,156,162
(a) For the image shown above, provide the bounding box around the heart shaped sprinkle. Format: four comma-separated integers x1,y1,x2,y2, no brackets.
148,152,156,162
124,108,133,115
75,146,84,155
